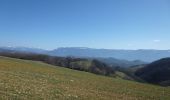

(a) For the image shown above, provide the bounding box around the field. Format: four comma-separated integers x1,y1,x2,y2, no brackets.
0,56,169,100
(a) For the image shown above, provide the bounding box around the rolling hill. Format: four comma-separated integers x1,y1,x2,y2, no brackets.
0,56,169,100
0,52,115,76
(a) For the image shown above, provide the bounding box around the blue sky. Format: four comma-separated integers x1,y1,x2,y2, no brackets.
0,0,169,50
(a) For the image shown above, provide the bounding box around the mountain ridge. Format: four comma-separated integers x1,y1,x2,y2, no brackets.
1,47,170,62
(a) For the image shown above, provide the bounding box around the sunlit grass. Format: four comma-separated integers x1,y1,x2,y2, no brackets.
0,56,169,100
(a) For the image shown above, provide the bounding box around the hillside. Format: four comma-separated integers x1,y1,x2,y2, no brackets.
0,56,169,100
135,58,170,86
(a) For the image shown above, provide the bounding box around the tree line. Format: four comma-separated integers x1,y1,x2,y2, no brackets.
0,51,115,76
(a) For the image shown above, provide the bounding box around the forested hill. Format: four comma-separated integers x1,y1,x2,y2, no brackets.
135,58,170,86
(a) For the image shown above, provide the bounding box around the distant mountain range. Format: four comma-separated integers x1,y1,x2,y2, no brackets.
1,47,170,62
0,47,47,54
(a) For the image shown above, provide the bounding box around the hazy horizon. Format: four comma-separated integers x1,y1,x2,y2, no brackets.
1,46,170,51
0,0,169,50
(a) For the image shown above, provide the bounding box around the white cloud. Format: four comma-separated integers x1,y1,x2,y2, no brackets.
153,39,161,42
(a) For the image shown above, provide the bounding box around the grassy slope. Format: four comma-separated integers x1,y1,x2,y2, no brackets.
0,56,169,100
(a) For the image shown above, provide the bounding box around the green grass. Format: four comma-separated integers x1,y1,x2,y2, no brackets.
0,56,169,100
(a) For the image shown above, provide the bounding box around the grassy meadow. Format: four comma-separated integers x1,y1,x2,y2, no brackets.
0,56,169,100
